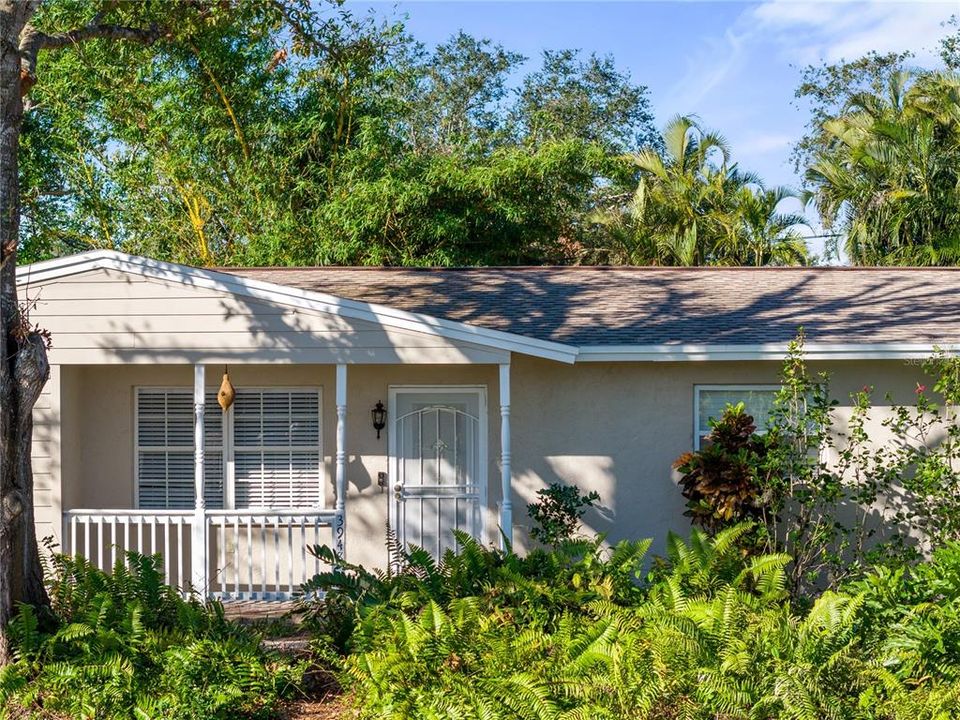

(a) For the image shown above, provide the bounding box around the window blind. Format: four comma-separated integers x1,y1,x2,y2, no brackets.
232,389,321,508
136,387,322,510
136,389,223,509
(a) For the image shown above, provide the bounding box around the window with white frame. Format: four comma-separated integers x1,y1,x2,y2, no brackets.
694,385,779,449
136,389,224,509
135,387,321,510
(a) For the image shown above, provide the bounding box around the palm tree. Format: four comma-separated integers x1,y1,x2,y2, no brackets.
723,186,809,266
805,71,960,265
589,115,809,266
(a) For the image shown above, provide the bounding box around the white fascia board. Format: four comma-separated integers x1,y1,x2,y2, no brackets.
16,250,578,364
576,343,957,362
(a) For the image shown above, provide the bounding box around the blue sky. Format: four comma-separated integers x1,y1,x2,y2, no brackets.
351,1,958,258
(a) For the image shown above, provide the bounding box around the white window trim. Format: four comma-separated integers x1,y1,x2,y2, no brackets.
134,385,324,510
693,384,780,450
387,385,490,545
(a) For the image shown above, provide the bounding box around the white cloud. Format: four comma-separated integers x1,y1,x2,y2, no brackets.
661,28,749,113
750,0,955,65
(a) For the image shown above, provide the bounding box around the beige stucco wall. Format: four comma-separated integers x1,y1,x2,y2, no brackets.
508,356,928,552
43,356,930,569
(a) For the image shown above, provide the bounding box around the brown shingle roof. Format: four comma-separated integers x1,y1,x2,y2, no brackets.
218,266,960,347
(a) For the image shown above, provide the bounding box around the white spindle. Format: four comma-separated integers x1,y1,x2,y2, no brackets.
274,515,281,598
219,516,227,595
175,517,183,589
499,362,513,548
96,516,103,569
300,518,307,586
234,516,241,597
247,516,253,597
163,518,170,584
261,520,267,598
287,520,294,595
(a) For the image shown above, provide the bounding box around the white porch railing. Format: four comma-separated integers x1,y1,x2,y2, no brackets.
62,508,341,600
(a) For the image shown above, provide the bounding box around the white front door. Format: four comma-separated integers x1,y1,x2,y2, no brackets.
389,387,487,558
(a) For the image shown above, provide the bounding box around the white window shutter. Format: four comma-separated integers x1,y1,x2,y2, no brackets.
234,389,321,509
136,389,224,509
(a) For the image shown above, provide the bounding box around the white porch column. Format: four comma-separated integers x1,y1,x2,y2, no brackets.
334,363,347,558
499,362,512,549
191,364,208,594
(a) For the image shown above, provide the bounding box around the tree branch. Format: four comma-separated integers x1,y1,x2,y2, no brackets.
34,22,164,50
18,20,165,96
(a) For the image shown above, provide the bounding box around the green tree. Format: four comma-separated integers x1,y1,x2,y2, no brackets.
805,71,960,265
20,18,657,268
0,0,352,665
404,32,523,153
792,49,913,173
588,115,808,266
512,48,659,153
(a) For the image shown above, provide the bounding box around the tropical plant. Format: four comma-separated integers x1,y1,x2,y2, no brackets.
0,551,305,719
805,71,960,265
526,483,601,546
334,524,960,720
589,115,809,266
300,526,652,653
673,402,771,534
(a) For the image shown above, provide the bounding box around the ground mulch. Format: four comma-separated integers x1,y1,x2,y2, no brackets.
281,695,355,720
224,600,355,719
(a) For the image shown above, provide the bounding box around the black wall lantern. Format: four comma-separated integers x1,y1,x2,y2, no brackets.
371,401,386,439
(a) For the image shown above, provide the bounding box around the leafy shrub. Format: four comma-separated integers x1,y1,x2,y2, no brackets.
333,527,960,720
673,402,771,534
0,551,305,719
526,482,601,545
300,529,651,653
674,332,960,595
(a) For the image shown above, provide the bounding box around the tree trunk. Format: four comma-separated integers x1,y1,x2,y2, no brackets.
0,0,49,665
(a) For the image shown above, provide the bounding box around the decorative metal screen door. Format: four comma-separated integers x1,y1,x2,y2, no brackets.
389,388,486,558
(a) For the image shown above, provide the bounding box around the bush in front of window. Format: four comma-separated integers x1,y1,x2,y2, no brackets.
673,402,772,539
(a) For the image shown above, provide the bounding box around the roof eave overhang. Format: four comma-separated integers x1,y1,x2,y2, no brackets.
15,250,579,364
576,343,956,362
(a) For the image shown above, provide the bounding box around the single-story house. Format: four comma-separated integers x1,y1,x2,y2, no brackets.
16,250,957,599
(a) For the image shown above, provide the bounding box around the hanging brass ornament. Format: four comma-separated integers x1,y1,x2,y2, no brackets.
217,368,235,411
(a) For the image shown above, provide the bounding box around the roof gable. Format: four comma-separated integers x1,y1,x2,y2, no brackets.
18,252,960,363
15,251,578,363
